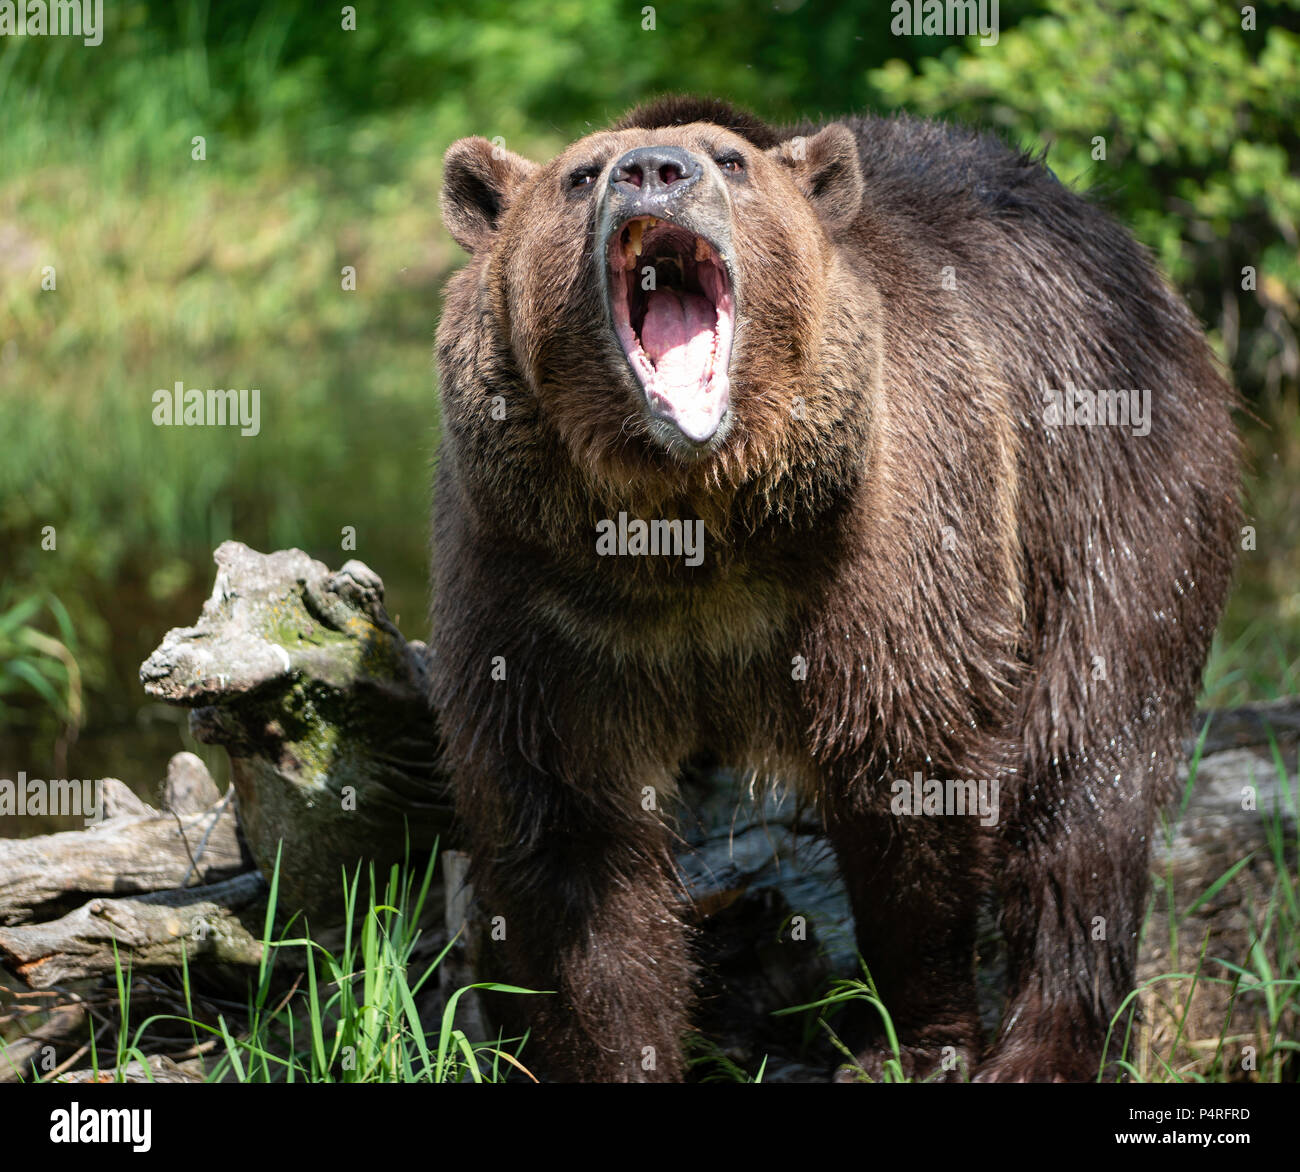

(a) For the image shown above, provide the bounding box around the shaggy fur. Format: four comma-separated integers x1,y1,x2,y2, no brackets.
431,95,1241,1082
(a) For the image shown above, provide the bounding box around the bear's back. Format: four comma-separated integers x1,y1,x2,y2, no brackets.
830,112,1232,463
827,114,1238,730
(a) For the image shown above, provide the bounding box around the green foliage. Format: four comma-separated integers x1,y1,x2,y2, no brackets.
1202,619,1300,708
0,0,1015,171
20,846,543,1084
213,850,541,1084
1120,731,1300,1081
0,590,81,744
870,0,1300,403
684,1035,768,1083
775,964,923,1083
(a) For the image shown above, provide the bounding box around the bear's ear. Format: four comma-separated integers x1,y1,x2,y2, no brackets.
440,137,538,254
768,124,864,230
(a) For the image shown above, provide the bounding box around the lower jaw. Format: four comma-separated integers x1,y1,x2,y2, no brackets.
627,351,733,450
640,398,733,457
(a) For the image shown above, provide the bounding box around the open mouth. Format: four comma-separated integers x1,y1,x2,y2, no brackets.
607,216,734,445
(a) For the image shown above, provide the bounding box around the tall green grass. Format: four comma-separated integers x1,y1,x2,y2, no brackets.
8,846,544,1084
0,590,82,758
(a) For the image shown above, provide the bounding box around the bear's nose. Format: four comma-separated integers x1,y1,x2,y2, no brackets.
609,146,701,200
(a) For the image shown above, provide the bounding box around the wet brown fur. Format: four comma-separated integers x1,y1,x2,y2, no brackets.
431,95,1241,1082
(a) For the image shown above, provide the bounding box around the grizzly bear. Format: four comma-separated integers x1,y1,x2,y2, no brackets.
430,95,1239,1082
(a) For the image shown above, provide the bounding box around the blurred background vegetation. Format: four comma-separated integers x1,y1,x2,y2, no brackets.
0,0,1297,811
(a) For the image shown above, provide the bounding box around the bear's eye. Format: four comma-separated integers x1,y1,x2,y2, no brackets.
568,167,599,191
715,153,745,175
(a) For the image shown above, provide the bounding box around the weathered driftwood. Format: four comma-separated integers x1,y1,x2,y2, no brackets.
0,542,1294,1082
0,1002,88,1082
162,750,222,815
0,763,246,927
0,873,267,988
138,542,451,920
56,1055,207,1084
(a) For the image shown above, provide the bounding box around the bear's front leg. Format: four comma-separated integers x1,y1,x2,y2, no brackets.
458,762,694,1083
826,799,989,1082
979,739,1162,1083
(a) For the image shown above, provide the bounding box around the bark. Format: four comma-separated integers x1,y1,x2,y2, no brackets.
0,873,267,988
0,771,246,927
138,541,451,921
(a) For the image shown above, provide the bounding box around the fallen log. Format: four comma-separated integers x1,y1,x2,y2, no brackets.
0,872,267,988
0,1001,88,1082
0,764,247,927
56,1054,207,1084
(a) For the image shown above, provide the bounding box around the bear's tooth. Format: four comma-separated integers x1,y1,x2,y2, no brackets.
629,219,645,258
695,237,711,262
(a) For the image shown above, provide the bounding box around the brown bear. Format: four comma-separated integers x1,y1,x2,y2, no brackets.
430,95,1240,1082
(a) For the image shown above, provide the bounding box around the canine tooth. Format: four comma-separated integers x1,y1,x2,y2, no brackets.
695,237,711,262
629,219,645,257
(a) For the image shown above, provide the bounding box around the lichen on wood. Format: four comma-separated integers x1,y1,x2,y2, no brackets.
138,542,452,921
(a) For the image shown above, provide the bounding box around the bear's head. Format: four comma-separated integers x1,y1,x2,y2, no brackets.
438,97,868,492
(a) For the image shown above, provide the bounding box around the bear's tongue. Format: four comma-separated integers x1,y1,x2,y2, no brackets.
639,289,723,443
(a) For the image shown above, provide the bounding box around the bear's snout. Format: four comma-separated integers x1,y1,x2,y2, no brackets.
608,145,702,206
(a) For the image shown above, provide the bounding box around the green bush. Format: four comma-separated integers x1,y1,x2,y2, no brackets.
869,0,1300,404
